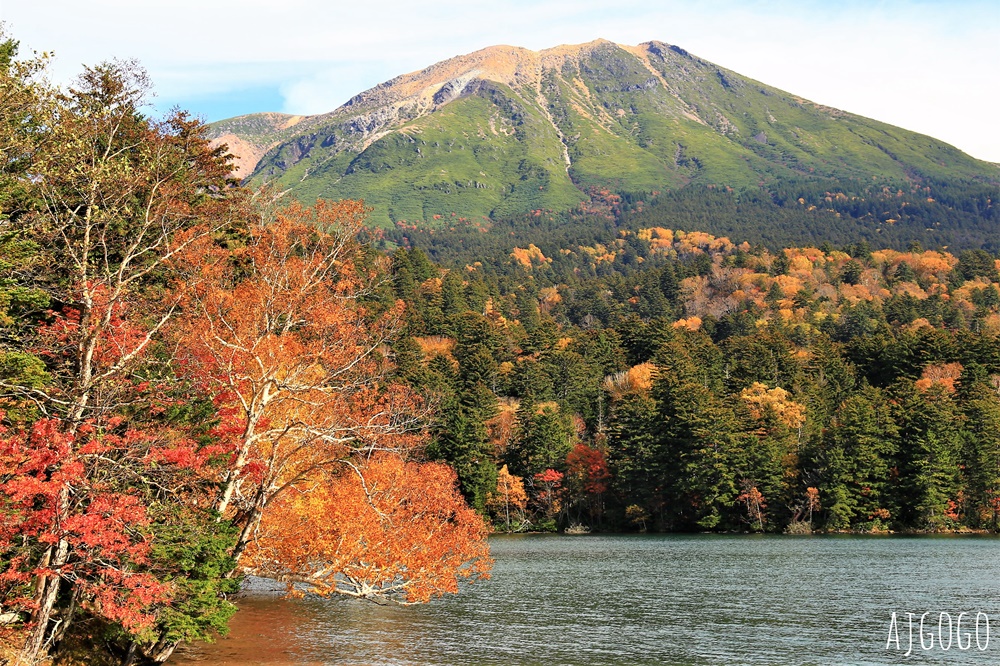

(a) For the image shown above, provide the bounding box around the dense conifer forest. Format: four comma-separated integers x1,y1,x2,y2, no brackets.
385,218,1000,534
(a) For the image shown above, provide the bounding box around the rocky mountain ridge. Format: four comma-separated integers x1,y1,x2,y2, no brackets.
207,39,999,226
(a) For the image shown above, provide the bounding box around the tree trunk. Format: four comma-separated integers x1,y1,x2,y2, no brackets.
22,395,88,664
22,573,60,663
216,405,267,520
22,516,69,664
142,635,179,664
227,485,268,574
120,641,138,666
49,583,81,651
216,442,250,518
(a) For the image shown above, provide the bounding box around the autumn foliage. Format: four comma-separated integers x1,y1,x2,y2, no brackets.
250,454,491,603
0,418,169,633
486,464,529,532
170,200,428,560
566,443,610,495
168,198,489,600
0,46,490,666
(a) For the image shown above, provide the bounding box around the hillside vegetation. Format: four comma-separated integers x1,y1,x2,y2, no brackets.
208,39,999,226
385,231,1000,534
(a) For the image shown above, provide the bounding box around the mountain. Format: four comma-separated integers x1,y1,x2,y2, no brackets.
207,112,308,176
207,39,999,227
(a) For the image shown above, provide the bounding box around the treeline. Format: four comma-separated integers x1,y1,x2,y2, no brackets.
387,231,1000,533
623,178,1000,253
387,176,1000,277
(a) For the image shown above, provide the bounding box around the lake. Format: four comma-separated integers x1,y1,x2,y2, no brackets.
170,534,1000,665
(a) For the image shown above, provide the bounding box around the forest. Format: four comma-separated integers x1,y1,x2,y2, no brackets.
3,27,1000,666
387,236,1000,535
381,174,1000,538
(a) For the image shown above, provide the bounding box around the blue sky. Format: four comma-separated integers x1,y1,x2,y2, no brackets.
3,0,999,161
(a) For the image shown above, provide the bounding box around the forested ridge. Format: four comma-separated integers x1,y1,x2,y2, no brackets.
387,177,1000,274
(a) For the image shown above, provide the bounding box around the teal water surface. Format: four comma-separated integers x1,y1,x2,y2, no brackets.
170,534,1000,665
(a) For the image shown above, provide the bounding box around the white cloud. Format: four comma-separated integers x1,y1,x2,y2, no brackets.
3,0,999,161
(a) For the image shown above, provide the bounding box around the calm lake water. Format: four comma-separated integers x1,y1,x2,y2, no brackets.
170,534,1000,665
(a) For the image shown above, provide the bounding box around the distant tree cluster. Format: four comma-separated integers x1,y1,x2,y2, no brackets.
389,177,1000,277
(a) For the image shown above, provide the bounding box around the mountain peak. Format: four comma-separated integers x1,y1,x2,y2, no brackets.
335,39,645,116
208,39,997,224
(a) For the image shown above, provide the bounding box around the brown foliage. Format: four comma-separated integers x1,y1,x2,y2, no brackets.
916,362,964,394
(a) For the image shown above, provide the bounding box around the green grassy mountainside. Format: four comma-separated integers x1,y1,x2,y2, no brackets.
207,39,999,227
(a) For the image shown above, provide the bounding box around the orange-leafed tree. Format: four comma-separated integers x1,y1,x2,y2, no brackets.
486,464,528,532
805,486,821,526
172,198,422,564
249,453,491,603
738,481,767,532
171,197,490,603
740,383,806,431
